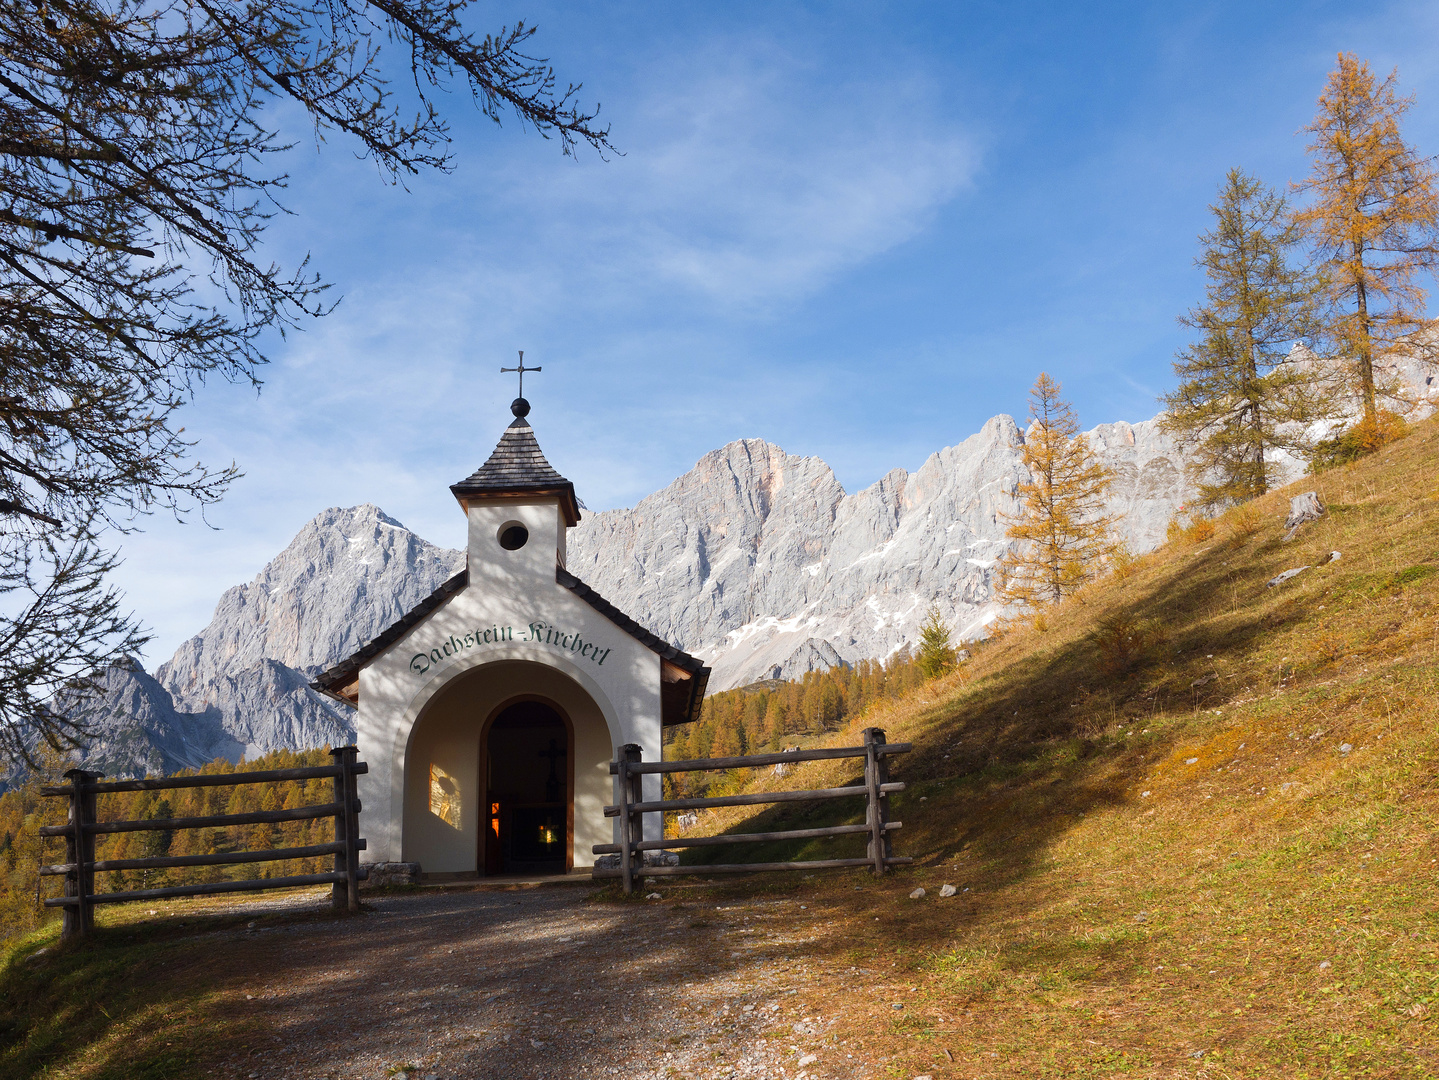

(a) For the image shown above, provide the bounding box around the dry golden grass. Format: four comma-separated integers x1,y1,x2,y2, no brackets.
671,417,1439,1078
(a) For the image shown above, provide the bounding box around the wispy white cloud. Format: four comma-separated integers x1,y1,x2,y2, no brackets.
479,38,981,314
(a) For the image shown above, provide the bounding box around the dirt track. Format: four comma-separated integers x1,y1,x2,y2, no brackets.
207,885,882,1080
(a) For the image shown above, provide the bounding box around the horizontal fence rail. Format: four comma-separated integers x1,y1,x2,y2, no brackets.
601,784,904,817
39,764,359,796
41,747,368,939
594,726,911,893
44,872,365,907
38,802,353,837
607,743,912,775
592,857,908,878
39,841,364,877
591,821,902,854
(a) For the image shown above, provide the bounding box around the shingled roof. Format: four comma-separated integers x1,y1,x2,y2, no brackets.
556,566,711,725
450,401,580,526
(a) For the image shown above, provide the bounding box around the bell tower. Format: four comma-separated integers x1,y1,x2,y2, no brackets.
449,395,581,594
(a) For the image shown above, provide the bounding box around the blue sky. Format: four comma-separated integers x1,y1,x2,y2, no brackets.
116,0,1439,664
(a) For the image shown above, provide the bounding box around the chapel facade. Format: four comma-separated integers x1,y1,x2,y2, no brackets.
313,397,709,877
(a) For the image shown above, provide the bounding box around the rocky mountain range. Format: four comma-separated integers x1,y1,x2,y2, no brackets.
53,354,1438,779
52,507,464,780
568,413,1200,689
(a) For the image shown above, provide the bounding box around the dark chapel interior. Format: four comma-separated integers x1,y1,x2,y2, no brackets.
484,700,570,874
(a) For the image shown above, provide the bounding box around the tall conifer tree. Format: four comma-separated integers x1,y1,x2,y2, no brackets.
761,696,786,748
1162,170,1329,506
997,374,1116,607
1296,53,1439,446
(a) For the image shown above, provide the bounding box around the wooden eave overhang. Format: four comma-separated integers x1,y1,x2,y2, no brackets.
450,485,581,527
310,565,711,726
555,566,711,726
310,569,468,707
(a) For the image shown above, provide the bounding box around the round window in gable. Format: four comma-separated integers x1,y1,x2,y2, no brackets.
498,523,529,551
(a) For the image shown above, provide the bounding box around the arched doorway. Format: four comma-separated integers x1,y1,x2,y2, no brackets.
482,699,572,875
398,659,613,876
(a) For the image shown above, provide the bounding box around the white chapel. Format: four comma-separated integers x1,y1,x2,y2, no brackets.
313,394,709,877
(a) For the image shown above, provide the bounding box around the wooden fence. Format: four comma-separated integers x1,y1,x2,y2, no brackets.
593,726,911,893
39,746,367,940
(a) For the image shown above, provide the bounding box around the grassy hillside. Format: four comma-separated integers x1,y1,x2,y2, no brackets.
664,416,1439,1077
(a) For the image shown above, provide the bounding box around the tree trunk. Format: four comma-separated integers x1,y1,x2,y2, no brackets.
1355,255,1377,426
1246,345,1266,495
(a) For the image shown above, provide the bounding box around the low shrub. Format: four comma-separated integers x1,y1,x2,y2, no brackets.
1225,500,1263,545
1106,542,1141,581
1166,511,1215,545
1089,612,1168,678
1311,410,1408,471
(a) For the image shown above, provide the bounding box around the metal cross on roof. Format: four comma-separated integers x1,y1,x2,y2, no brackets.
500,351,541,398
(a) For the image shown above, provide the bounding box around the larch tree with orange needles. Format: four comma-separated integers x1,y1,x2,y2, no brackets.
1296,53,1439,449
996,374,1117,608
916,605,957,680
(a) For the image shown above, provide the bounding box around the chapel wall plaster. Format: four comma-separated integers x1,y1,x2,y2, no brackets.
354,569,664,867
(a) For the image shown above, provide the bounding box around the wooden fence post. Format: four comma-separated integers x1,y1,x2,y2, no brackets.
39,760,370,916
863,728,892,876
61,768,103,940
340,746,361,912
617,744,642,895
627,745,645,885
330,747,358,912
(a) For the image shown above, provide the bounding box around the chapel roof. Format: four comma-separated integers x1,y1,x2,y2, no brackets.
310,566,711,725
308,568,468,704
450,398,580,526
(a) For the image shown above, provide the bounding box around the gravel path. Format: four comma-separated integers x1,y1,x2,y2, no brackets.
206,885,880,1080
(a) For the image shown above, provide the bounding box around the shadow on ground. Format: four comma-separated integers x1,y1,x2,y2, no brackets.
1,881,872,1080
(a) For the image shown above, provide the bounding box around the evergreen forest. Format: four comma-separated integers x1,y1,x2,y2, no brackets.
0,748,339,943
662,650,935,799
